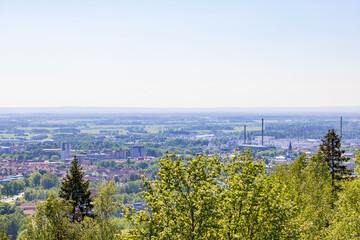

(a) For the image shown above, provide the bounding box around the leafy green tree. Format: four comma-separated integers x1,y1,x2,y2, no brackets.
59,156,93,222
134,161,148,170
219,150,293,239
129,174,140,182
0,203,15,215
9,182,19,196
327,150,360,239
1,180,25,197
23,178,30,188
275,152,333,238
94,181,121,238
119,181,142,194
123,153,222,239
40,173,59,189
50,155,60,161
124,151,294,239
30,172,41,187
113,176,120,183
81,181,121,240
24,194,75,240
0,204,26,240
0,227,10,240
319,129,351,191
1,183,10,197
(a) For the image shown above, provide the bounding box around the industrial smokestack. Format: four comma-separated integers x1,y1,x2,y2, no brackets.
244,125,247,144
340,116,343,138
261,118,264,146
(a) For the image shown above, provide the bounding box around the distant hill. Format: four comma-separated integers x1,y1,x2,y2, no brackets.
0,106,360,115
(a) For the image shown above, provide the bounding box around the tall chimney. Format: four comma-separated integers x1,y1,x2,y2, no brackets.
340,116,343,138
244,125,247,144
261,118,264,146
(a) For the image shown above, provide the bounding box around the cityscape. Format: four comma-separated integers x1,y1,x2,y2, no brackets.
0,112,359,183
1,0,360,239
0,110,359,238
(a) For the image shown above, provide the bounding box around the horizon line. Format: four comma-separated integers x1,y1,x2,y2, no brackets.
0,106,359,114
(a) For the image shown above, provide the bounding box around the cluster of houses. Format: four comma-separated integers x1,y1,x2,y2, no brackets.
0,159,66,179
82,165,146,183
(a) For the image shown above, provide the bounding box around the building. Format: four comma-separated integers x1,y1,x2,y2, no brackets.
130,146,146,159
236,145,276,152
75,154,86,165
10,146,25,152
103,150,113,159
87,153,108,163
254,136,275,146
15,203,37,215
0,174,24,184
114,150,127,159
1,147,11,154
287,141,293,159
61,143,71,160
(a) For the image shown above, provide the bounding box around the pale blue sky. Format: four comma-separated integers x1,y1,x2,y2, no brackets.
1,1,359,108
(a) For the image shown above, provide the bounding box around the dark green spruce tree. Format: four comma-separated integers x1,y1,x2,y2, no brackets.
319,129,351,192
59,156,93,222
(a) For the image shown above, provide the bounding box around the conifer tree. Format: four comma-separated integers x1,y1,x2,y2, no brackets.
59,156,93,222
319,129,350,191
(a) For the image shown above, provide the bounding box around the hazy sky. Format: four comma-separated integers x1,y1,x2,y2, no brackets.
1,0,359,108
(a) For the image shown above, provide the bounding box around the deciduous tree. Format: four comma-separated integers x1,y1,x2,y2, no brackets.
30,172,41,187
40,173,59,189
123,151,294,239
123,153,222,239
24,194,74,240
327,150,360,239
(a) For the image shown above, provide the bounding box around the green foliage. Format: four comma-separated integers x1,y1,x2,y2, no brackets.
0,203,26,240
112,218,133,231
118,181,143,195
30,172,42,187
97,160,118,169
219,150,293,239
23,187,58,202
0,203,15,215
274,152,333,238
133,161,148,170
23,182,122,240
123,152,221,239
59,156,93,222
114,193,142,205
123,150,293,239
14,148,360,238
0,227,10,240
1,179,26,197
327,150,360,239
24,194,74,240
40,173,59,189
113,175,120,183
83,181,121,240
